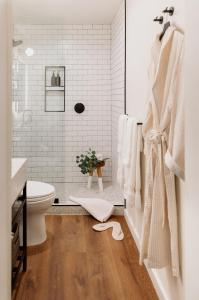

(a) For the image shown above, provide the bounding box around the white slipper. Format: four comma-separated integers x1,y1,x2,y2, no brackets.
92,221,124,241
92,222,114,231
112,222,124,240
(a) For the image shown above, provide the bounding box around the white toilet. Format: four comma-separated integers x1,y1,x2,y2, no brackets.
26,181,55,246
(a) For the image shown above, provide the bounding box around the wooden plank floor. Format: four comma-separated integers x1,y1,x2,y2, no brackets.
13,216,158,300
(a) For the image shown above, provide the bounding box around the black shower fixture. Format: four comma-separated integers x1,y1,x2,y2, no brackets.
74,103,85,114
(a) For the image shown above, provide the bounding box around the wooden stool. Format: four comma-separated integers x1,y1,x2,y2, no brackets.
87,161,105,192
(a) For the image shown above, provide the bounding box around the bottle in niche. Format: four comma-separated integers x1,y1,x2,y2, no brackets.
56,72,61,86
51,71,56,86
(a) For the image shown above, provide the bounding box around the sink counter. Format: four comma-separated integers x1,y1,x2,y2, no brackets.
11,158,28,206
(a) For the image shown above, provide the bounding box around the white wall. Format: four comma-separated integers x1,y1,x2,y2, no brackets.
111,0,125,182
125,1,186,300
0,0,12,299
184,1,199,299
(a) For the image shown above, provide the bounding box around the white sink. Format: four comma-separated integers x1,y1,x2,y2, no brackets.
11,158,28,206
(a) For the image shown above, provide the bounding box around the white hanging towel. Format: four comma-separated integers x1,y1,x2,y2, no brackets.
117,114,128,188
135,125,143,209
69,196,114,222
123,117,136,166
123,118,137,201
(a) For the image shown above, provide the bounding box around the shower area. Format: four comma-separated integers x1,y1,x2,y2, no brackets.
12,0,125,206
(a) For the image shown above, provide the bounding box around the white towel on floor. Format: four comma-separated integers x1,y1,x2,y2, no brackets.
117,114,128,188
69,196,114,222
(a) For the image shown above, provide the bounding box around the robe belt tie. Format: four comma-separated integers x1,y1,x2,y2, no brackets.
148,129,167,145
146,129,168,228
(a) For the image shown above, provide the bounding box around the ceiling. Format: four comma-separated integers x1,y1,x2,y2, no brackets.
13,0,122,25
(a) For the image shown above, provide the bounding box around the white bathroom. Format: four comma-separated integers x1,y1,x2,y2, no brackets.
1,0,199,300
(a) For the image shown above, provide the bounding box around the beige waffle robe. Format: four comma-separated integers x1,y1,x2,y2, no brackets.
140,26,184,277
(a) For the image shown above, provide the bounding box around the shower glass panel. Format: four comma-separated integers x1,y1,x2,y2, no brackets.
12,0,125,206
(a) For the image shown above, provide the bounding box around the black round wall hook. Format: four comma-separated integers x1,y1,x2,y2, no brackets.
162,6,175,16
153,16,164,24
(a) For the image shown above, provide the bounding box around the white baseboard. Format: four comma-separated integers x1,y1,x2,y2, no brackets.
124,209,170,300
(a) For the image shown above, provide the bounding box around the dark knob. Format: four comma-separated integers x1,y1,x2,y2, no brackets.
74,103,85,114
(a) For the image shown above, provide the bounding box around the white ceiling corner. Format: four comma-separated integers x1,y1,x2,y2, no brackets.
13,0,122,25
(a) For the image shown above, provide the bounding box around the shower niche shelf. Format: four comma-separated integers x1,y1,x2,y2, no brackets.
45,66,65,112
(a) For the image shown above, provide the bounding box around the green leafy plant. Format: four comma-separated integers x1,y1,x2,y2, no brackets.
76,148,109,175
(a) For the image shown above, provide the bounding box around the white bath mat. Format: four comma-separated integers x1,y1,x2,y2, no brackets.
92,221,124,241
69,196,114,222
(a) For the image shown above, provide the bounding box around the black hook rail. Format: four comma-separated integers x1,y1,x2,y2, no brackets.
153,16,164,24
162,6,175,16
153,7,175,41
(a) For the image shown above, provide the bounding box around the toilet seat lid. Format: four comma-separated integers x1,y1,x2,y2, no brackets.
27,181,55,200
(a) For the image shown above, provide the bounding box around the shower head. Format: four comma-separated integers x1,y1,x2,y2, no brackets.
13,39,23,47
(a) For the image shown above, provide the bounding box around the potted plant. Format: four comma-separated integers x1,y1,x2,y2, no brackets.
76,149,109,175
76,149,109,190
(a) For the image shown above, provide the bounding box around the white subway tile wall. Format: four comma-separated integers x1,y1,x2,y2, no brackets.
111,1,125,182
12,4,125,185
13,24,112,183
